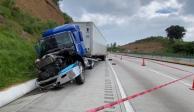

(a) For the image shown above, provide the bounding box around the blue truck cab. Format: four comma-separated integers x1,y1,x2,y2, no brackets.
39,24,86,57
35,24,88,88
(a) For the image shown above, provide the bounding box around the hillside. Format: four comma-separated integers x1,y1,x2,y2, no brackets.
15,0,69,24
0,0,72,89
120,36,194,56
121,37,167,53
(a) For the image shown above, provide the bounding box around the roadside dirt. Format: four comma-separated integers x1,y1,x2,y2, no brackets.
121,41,164,53
15,0,65,24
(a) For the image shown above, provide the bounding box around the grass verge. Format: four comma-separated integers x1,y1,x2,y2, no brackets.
0,0,67,90
0,30,36,90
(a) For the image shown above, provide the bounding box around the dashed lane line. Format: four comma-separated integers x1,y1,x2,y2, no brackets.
108,62,135,112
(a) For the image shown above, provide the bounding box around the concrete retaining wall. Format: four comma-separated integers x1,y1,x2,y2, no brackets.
0,79,36,107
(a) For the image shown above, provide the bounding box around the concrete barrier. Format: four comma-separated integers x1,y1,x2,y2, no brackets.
0,79,36,107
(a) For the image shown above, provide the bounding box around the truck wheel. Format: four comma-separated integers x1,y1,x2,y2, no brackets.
75,62,85,85
101,56,106,61
88,60,94,69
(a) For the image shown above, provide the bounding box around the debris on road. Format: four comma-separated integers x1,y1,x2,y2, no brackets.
112,63,116,65
108,58,113,61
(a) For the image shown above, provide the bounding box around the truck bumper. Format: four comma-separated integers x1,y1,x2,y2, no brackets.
37,64,80,89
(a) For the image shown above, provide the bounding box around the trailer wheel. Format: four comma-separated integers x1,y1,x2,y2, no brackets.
75,62,85,85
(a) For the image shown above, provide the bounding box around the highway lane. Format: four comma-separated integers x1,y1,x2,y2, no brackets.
110,54,194,112
121,55,193,83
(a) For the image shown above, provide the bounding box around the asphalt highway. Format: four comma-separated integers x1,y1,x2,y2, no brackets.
0,54,194,112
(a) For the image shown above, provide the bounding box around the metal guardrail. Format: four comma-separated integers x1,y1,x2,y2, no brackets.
127,53,194,65
128,52,194,59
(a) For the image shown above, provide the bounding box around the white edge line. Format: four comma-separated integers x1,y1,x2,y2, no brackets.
147,68,191,87
108,62,135,112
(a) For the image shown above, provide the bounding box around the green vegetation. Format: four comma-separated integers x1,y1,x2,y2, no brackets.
52,0,60,5
0,30,35,89
0,0,71,89
164,25,194,55
107,42,125,52
63,13,73,23
52,0,73,23
169,41,194,55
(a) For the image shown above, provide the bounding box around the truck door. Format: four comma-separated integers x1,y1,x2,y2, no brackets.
72,31,86,56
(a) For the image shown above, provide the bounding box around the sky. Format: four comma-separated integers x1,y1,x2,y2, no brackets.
59,0,194,45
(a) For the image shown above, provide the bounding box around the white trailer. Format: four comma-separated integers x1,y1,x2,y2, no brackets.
73,22,107,60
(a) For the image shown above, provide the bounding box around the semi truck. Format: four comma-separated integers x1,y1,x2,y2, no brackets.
35,22,107,89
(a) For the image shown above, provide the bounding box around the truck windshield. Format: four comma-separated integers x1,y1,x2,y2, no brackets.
37,32,73,57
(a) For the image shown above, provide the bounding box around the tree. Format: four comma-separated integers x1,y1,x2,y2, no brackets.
165,25,186,41
52,0,62,5
63,13,73,24
113,42,117,48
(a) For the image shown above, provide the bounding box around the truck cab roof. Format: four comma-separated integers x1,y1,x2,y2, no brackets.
42,24,80,38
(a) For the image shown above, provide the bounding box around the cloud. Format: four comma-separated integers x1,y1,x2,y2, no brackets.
59,0,194,44
136,0,182,19
156,8,178,14
59,0,140,17
180,0,194,15
76,12,129,26
182,15,194,41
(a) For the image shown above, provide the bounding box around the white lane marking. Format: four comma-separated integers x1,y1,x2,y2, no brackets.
108,62,135,112
147,68,191,87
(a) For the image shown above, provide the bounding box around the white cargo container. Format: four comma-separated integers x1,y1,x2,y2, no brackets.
74,22,107,60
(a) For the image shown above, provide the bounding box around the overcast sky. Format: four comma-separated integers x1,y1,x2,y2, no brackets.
59,0,194,45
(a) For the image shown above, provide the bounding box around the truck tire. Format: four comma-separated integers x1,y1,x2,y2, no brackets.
88,60,94,69
75,62,85,85
101,56,106,61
